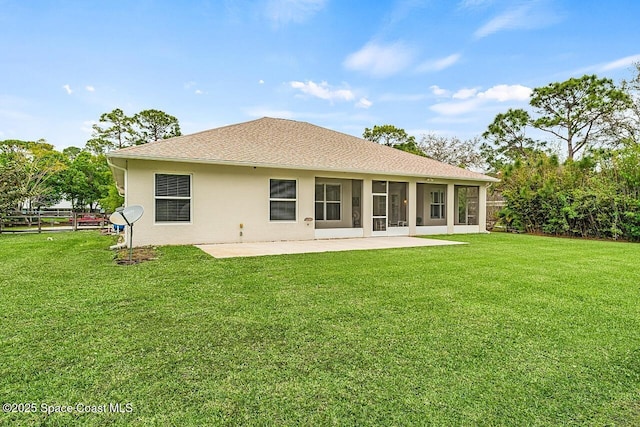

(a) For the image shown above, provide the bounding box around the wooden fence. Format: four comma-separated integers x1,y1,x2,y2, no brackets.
0,211,110,234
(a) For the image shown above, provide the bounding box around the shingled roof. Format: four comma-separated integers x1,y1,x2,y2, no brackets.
108,117,497,182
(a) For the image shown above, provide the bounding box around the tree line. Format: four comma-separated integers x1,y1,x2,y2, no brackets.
3,67,639,241
0,109,181,216
484,68,640,240
365,66,640,241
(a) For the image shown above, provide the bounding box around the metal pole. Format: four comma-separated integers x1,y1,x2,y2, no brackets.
128,224,134,263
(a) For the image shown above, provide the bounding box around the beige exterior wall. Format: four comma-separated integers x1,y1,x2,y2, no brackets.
121,159,489,246
126,160,319,246
416,183,448,227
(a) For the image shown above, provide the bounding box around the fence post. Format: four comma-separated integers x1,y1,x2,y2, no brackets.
38,212,42,233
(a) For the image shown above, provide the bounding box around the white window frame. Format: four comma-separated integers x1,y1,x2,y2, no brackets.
430,190,445,220
269,178,297,222
315,183,342,222
154,173,192,224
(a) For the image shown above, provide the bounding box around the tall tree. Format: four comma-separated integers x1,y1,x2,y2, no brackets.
90,108,135,153
619,62,640,144
133,109,181,145
530,74,632,160
363,124,424,156
481,108,546,171
418,134,484,169
89,108,182,153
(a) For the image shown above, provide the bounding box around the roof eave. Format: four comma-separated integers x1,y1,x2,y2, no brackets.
106,152,499,183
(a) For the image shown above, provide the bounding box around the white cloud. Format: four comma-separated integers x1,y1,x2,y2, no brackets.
356,97,373,109
62,84,72,95
474,1,561,39
430,85,450,97
265,0,326,25
416,53,461,72
475,5,528,38
477,84,532,101
600,54,640,71
259,79,265,84
289,80,355,102
430,83,532,115
387,0,431,26
184,81,205,94
85,85,95,92
452,87,479,99
343,41,415,78
567,53,640,76
431,98,483,115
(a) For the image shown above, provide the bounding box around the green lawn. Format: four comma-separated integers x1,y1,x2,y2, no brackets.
1,232,639,426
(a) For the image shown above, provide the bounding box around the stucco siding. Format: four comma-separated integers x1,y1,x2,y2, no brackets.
127,160,317,246
122,159,490,246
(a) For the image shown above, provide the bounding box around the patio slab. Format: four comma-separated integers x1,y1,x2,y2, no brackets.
195,236,466,259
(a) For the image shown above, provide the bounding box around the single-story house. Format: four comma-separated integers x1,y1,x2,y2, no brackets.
106,117,498,247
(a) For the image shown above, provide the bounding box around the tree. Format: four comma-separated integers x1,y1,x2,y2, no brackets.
62,146,82,160
89,108,182,153
90,108,135,153
530,74,632,160
481,108,546,171
132,109,181,145
418,134,484,169
363,124,424,156
99,185,124,213
61,152,112,211
0,143,28,214
619,62,640,145
0,139,67,212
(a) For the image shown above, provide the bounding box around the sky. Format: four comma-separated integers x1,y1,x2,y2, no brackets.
1,0,640,151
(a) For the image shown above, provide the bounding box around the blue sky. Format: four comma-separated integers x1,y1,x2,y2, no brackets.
1,0,639,150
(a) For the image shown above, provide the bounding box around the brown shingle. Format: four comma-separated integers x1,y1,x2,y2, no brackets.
108,117,497,182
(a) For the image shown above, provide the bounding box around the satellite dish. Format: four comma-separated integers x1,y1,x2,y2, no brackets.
109,205,145,264
121,205,144,224
109,211,127,226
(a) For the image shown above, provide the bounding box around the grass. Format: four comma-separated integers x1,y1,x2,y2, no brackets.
1,231,639,426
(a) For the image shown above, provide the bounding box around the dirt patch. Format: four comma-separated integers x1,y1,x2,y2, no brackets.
114,246,159,265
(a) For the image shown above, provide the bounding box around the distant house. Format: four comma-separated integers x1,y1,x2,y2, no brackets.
106,117,498,246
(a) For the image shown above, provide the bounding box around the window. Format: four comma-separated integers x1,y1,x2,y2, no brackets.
155,174,191,222
270,179,296,221
430,190,445,219
315,183,341,221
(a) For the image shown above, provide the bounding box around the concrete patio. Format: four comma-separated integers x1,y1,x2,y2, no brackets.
195,236,466,259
